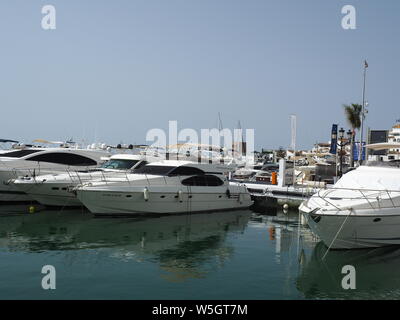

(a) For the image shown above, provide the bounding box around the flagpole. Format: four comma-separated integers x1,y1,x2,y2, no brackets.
359,60,368,165
291,115,297,186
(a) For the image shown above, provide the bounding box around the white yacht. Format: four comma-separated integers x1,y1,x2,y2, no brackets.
0,147,109,202
11,154,152,207
146,143,246,169
0,139,19,154
300,144,400,249
75,160,253,215
232,165,263,181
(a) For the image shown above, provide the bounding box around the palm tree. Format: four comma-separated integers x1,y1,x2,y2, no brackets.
343,103,362,167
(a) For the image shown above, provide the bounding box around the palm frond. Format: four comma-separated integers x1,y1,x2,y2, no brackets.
343,103,362,130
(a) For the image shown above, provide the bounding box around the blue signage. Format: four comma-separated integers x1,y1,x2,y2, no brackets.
329,124,338,154
353,142,366,161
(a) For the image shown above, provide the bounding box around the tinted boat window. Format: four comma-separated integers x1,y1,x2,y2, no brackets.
205,175,225,186
0,149,42,158
132,161,147,170
132,165,176,175
26,153,98,166
181,175,224,186
168,166,205,176
101,159,139,169
182,175,207,186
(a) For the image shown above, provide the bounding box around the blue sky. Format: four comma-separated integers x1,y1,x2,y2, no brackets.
0,0,399,149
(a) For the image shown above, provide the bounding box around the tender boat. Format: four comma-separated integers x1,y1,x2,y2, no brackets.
11,154,152,207
75,160,253,215
299,156,400,249
0,146,109,202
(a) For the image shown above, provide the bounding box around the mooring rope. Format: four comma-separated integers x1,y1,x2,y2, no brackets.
322,208,353,260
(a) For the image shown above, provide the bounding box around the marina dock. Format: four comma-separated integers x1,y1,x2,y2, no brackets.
234,181,323,209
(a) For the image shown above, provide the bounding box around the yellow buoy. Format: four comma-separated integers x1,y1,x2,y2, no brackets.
28,206,36,214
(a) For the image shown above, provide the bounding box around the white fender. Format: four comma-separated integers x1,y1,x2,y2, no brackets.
143,187,149,201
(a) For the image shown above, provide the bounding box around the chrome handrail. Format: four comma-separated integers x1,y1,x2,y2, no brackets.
315,186,400,211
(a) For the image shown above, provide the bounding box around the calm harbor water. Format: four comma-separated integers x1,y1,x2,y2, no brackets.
1,205,400,300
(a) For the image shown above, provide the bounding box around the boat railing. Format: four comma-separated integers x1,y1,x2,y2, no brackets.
315,186,400,211
7,166,74,180
6,166,97,179
78,172,182,187
66,170,82,185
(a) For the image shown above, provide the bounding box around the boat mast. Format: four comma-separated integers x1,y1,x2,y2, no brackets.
218,112,223,131
238,120,244,156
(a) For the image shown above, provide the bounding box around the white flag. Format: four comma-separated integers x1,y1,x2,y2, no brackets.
290,115,297,151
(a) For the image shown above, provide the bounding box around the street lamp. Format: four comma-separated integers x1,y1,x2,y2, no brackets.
339,127,345,139
338,128,352,177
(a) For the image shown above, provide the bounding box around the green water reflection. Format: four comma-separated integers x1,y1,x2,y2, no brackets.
0,205,399,299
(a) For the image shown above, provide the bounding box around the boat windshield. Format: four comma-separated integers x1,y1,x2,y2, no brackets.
101,159,140,170
132,165,176,175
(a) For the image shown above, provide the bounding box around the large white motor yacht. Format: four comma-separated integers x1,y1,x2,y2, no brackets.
299,159,400,249
0,147,109,202
75,160,253,215
11,154,152,207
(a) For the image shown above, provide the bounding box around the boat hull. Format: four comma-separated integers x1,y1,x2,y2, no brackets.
0,170,34,202
0,163,98,203
0,190,33,202
13,182,82,207
300,202,400,249
77,188,252,215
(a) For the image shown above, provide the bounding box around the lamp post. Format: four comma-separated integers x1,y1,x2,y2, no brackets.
338,128,352,177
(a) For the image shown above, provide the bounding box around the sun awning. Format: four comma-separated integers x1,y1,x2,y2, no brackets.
32,139,64,145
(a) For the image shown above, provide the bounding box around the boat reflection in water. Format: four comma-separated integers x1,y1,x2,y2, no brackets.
250,209,316,264
0,207,251,283
6,206,399,299
297,242,400,299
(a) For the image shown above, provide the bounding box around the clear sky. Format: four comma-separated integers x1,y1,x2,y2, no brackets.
1,0,399,149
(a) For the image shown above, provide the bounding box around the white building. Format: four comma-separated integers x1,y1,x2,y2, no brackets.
388,124,400,153
368,123,400,161
311,142,331,154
